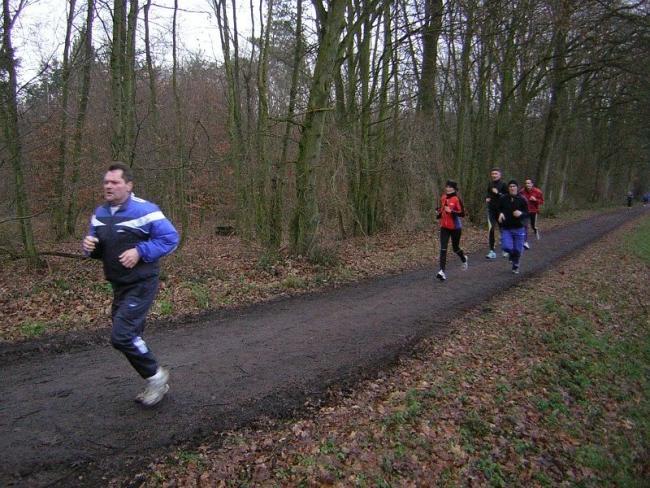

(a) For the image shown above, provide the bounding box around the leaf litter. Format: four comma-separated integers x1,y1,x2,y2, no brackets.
106,213,646,486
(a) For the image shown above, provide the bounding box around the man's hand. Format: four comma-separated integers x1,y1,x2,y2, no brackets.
498,213,505,223
486,197,491,203
119,248,140,269
513,210,522,218
492,187,499,194
444,205,451,213
83,236,99,253
530,196,537,201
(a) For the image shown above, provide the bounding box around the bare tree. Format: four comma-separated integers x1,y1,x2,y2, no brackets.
65,0,95,236
53,0,77,240
0,0,41,265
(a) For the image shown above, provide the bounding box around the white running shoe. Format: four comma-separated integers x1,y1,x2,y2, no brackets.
461,256,468,270
136,384,169,404
523,242,530,250
138,367,170,406
486,250,497,259
502,251,510,258
436,270,447,281
512,264,520,274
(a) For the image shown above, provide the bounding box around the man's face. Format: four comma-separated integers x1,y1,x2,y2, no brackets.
525,180,533,190
491,170,501,181
103,170,132,205
445,185,455,194
508,183,518,196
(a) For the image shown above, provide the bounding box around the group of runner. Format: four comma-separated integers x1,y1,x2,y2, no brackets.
84,162,545,406
435,168,544,281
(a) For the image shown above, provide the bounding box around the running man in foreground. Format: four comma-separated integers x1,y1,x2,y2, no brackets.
82,162,179,406
436,180,468,281
498,180,529,274
519,178,544,249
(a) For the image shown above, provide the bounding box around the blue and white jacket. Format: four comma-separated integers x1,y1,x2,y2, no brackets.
86,194,179,285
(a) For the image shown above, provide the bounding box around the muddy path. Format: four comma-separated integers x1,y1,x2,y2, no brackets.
1,207,646,487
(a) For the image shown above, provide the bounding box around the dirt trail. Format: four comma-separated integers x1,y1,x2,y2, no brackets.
0,207,646,487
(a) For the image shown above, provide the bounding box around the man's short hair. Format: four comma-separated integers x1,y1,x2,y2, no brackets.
490,168,501,173
508,179,519,187
108,162,134,183
525,177,533,183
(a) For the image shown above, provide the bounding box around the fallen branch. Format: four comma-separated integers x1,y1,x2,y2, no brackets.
0,208,48,225
0,249,85,260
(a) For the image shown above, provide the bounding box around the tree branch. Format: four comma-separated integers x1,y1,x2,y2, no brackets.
0,208,48,226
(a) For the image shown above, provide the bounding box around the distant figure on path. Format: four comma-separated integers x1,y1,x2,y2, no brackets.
485,168,508,259
436,180,468,282
82,162,179,406
519,178,545,249
627,191,634,208
498,180,529,274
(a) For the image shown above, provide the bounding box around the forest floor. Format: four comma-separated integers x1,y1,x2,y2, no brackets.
0,206,648,487
120,209,649,487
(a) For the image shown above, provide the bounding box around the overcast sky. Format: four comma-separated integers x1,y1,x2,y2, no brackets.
13,0,257,83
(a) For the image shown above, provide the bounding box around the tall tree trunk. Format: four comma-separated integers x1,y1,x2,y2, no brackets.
536,0,570,193
468,11,493,214
489,4,517,165
417,0,443,115
171,0,188,245
453,1,475,182
274,0,304,249
65,0,95,237
53,0,76,240
213,0,248,234
255,0,274,246
0,0,41,265
290,0,348,255
110,0,126,160
110,0,137,162
143,0,161,158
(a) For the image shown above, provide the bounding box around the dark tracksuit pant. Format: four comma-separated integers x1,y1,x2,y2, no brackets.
525,213,538,241
439,227,466,271
487,207,499,251
110,276,159,379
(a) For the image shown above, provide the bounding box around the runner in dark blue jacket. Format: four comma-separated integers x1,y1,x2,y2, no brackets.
83,162,179,406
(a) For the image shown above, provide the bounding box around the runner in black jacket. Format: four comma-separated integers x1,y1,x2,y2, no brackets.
485,168,508,259
497,180,529,274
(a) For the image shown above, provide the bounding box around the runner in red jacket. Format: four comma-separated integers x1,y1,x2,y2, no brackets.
436,180,468,281
519,178,544,249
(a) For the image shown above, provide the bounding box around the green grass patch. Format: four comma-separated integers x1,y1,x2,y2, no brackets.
256,251,281,274
460,410,491,442
20,321,47,337
627,216,650,263
172,449,204,473
475,456,507,487
532,291,650,485
52,278,71,291
155,299,174,316
188,282,211,309
281,275,307,289
91,282,113,294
